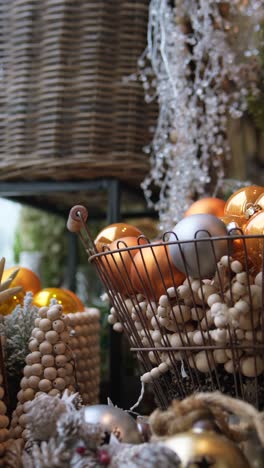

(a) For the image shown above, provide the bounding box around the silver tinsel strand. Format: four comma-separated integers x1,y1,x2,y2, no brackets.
139,0,264,230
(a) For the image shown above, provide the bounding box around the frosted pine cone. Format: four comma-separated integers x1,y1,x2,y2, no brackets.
109,443,180,467
26,392,76,441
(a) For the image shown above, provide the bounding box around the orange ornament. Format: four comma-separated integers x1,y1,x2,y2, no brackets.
33,288,82,313
184,197,226,218
100,236,148,295
224,185,264,218
0,290,25,316
94,223,143,252
130,243,185,301
244,210,264,270
2,266,42,296
62,289,85,311
255,193,264,211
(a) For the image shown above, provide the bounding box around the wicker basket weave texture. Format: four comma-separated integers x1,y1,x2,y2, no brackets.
0,0,157,184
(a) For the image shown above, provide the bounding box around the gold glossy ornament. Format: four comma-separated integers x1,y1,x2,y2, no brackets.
184,197,226,218
0,290,24,316
244,210,264,270
62,289,85,311
83,404,142,444
33,288,81,313
94,223,143,252
2,266,42,296
224,185,264,218
130,243,185,300
101,236,148,295
162,429,250,467
0,266,42,315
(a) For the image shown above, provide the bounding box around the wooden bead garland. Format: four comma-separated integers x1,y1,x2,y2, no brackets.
67,308,100,405
10,304,76,440
0,371,11,466
109,256,263,384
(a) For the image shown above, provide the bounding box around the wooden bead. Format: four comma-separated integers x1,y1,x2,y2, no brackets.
39,318,52,332
55,355,67,368
141,372,151,383
53,342,66,355
150,367,161,379
64,363,73,375
0,388,4,400
59,331,70,343
31,363,43,376
39,307,49,318
47,305,62,321
53,378,66,391
27,376,40,389
45,331,59,344
48,389,60,397
224,360,235,373
39,341,53,355
35,330,45,343
241,356,264,377
26,351,41,365
19,414,30,428
38,379,52,392
0,415,9,430
0,401,6,415
34,318,41,327
57,368,66,378
23,366,33,378
52,320,65,333
213,349,228,364
28,339,39,352
22,388,35,402
20,377,29,390
41,354,55,367
44,367,57,381
231,260,243,273
195,351,215,373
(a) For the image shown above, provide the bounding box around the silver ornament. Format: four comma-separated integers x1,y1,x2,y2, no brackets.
169,214,228,279
82,404,142,444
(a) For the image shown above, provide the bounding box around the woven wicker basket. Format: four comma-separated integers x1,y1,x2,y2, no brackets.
0,0,157,187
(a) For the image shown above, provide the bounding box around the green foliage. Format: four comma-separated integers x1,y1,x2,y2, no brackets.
0,292,38,380
13,206,67,287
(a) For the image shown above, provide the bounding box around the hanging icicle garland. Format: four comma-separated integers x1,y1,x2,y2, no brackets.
139,0,264,230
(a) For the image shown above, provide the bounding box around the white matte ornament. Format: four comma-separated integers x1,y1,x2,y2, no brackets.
169,214,228,278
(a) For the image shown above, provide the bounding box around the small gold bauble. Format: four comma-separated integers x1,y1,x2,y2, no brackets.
33,288,84,313
162,430,250,468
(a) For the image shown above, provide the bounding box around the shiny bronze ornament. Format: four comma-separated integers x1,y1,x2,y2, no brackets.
162,428,250,468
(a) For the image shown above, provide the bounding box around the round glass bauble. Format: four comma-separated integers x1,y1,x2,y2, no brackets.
100,236,148,295
244,210,264,270
94,223,143,252
2,266,42,295
224,185,264,218
169,214,228,279
130,243,185,300
82,404,142,444
184,197,225,218
33,288,82,313
162,430,250,468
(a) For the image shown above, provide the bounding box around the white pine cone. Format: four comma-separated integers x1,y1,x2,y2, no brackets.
109,443,180,467
27,394,75,441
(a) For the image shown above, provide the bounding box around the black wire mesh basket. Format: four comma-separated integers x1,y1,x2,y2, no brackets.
68,205,264,410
